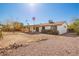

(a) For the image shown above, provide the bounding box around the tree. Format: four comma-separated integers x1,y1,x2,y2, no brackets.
13,22,24,31
68,19,79,34
73,19,79,34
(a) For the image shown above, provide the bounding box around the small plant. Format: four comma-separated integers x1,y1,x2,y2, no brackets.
0,29,3,40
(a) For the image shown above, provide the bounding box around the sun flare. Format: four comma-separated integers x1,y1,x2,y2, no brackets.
29,3,36,7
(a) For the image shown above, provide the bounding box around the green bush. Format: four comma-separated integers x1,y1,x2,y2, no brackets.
68,19,79,35
41,30,59,35
74,26,79,35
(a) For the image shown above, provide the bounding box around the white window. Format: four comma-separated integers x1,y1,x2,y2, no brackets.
45,26,51,30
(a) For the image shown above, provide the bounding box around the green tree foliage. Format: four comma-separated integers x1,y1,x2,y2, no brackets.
68,19,79,35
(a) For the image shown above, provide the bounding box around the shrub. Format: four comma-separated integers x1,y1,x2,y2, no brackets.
74,26,79,35
0,29,3,40
68,19,79,35
41,30,59,35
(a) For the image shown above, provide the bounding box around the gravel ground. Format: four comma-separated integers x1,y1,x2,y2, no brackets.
0,32,79,56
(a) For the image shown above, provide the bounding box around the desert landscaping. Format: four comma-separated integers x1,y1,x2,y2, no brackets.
0,19,79,56
0,32,79,56
0,3,79,56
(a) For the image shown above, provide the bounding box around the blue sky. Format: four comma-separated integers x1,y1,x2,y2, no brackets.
0,3,79,25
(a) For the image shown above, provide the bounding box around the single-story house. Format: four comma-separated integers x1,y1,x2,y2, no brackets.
25,22,67,34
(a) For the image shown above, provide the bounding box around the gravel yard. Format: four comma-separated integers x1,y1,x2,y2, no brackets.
0,32,79,56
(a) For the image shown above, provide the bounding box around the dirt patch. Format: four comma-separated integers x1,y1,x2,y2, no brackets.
0,32,79,56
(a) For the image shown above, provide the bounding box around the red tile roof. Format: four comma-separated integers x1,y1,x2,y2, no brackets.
30,22,65,27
